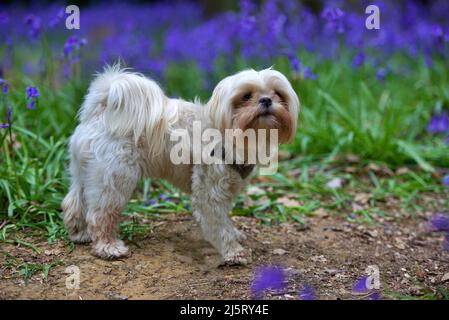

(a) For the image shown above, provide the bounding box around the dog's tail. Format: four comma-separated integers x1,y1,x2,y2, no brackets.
79,63,177,154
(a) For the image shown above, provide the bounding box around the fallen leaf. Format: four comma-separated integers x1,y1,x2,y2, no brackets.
247,186,265,196
354,193,371,204
277,196,300,207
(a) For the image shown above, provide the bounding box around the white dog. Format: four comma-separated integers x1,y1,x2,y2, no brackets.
62,65,299,265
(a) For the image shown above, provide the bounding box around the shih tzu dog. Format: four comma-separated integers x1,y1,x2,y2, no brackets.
62,64,299,265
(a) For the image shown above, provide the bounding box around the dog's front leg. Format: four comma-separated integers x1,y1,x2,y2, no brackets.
191,165,250,265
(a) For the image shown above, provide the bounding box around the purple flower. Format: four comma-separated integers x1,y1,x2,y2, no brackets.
48,8,65,28
303,66,317,80
286,52,301,77
0,106,11,129
352,276,381,299
427,112,449,134
298,285,315,300
443,175,449,186
428,213,449,232
159,193,169,201
6,106,12,123
28,100,37,110
24,14,41,40
352,52,365,68
251,265,286,297
352,276,370,295
26,86,40,100
145,195,158,206
376,68,387,82
432,25,444,43
321,7,345,33
0,78,8,94
64,36,87,64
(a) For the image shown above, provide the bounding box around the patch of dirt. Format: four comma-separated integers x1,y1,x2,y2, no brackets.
1,211,449,300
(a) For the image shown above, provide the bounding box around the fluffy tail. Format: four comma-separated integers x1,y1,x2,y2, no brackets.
79,64,177,154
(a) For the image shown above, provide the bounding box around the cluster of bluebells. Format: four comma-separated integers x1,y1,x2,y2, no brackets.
24,14,41,41
428,213,449,251
0,1,448,83
250,265,379,300
63,35,88,78
25,86,39,110
0,78,11,129
145,193,171,206
63,36,88,63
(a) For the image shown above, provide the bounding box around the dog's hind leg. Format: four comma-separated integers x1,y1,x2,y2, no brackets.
62,143,90,243
83,149,140,259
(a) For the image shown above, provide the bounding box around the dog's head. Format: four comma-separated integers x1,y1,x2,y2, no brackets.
205,68,299,144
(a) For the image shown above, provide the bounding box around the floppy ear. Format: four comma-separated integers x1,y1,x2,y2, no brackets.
205,79,232,131
285,87,300,144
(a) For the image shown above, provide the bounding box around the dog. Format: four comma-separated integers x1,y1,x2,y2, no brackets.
62,65,299,264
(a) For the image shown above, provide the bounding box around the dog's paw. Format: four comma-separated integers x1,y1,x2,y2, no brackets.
69,230,92,244
221,248,252,266
92,239,130,260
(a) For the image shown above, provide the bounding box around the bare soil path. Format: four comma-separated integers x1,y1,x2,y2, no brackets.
1,208,448,300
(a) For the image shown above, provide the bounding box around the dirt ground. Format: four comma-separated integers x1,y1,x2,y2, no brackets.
1,204,449,300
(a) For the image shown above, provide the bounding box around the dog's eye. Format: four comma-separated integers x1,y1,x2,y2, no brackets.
274,91,285,102
242,93,252,102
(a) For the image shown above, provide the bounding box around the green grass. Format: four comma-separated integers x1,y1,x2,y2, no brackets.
0,51,448,248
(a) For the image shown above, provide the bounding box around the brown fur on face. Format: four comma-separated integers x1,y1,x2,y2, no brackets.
231,85,295,144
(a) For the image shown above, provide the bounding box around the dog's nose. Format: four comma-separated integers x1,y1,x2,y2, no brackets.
259,97,272,108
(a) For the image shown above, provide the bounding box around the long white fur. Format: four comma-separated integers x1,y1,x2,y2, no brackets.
62,64,299,264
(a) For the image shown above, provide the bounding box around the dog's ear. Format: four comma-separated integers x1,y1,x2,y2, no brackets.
205,79,232,131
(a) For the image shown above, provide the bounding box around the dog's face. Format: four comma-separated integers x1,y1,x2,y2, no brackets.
206,69,299,144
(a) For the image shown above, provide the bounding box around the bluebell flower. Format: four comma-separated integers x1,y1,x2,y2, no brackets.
26,86,40,99
0,106,12,129
352,276,370,295
286,52,301,78
352,276,381,299
251,265,286,298
159,193,169,201
427,112,449,134
26,86,39,109
376,68,387,82
352,52,365,68
321,7,345,33
303,66,317,80
24,14,41,40
0,78,8,94
27,100,37,110
429,213,449,232
443,175,449,186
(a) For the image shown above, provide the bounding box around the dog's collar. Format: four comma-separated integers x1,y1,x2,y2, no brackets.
211,147,255,179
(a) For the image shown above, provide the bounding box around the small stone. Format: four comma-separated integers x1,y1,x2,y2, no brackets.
441,272,449,282
273,248,288,255
327,178,343,190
